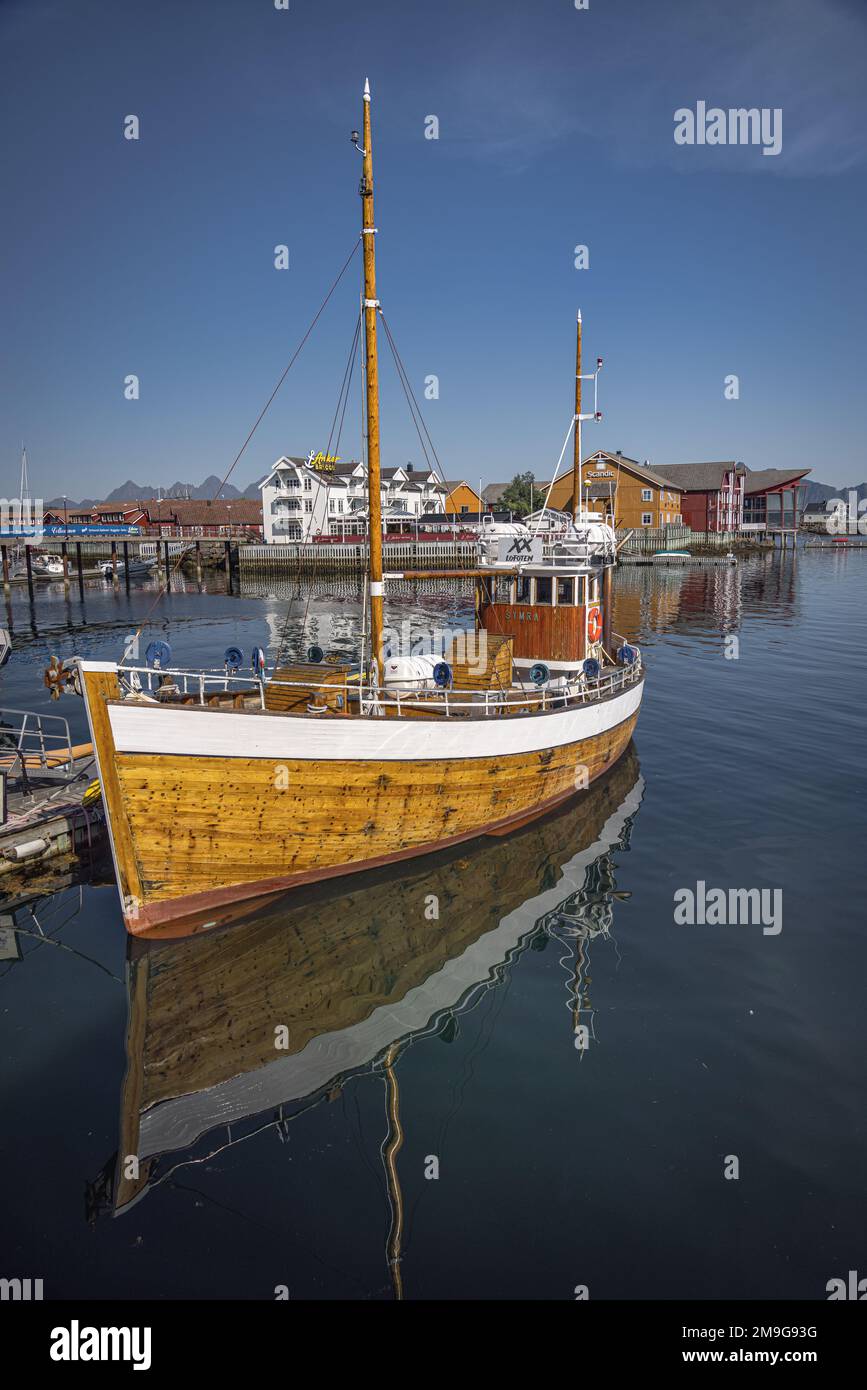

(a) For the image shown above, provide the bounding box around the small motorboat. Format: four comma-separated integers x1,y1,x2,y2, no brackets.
651,550,691,562
32,554,65,577
99,557,156,579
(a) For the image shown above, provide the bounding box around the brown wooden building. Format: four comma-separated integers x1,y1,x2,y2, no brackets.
539,452,683,529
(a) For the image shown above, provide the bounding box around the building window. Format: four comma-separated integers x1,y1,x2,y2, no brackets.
304,500,312,513
641,488,652,502
641,512,653,526
304,477,312,491
460,504,469,514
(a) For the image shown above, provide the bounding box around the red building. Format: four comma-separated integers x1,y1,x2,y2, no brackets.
660,463,746,532
43,497,264,538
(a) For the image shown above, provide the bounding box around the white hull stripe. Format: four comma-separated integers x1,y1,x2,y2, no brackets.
106,680,643,762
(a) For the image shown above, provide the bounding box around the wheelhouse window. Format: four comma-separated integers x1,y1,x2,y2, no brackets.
575,575,587,605
513,575,532,603
557,577,575,605
534,576,552,605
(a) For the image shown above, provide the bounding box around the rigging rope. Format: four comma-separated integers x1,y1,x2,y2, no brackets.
378,311,448,488
273,310,362,668
130,239,361,643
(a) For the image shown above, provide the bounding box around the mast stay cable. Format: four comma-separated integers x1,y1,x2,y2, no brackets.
129,239,361,644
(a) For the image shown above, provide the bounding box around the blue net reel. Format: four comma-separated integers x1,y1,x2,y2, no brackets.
307,645,324,664
224,646,243,673
251,646,266,675
529,662,550,686
145,640,172,670
617,644,638,666
582,657,601,680
433,661,452,688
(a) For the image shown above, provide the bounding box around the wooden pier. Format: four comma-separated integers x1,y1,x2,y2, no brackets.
239,539,481,575
1,746,107,881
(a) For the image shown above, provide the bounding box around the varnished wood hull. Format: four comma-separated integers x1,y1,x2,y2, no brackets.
79,661,643,937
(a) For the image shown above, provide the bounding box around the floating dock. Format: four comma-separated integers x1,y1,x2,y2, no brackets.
1,745,107,880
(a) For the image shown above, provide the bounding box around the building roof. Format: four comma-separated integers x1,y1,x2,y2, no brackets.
587,453,683,490
482,482,511,505
537,452,683,494
63,502,148,518
659,462,744,491
742,467,811,495
144,498,264,525
443,480,480,495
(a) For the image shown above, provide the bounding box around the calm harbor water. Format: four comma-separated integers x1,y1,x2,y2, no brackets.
1,548,865,1300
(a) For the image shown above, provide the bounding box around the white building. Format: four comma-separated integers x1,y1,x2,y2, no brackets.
260,453,448,542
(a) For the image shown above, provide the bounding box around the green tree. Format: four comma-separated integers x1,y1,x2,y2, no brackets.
497,471,537,518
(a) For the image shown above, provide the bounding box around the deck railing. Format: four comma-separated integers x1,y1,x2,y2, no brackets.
116,656,642,718
0,707,76,782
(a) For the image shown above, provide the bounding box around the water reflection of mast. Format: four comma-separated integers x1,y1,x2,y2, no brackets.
379,1040,406,1300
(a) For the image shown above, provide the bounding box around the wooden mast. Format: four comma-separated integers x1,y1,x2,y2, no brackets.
361,78,385,679
570,309,582,520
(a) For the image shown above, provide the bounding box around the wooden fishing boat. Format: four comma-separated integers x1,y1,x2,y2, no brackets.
92,749,643,1217
71,80,644,938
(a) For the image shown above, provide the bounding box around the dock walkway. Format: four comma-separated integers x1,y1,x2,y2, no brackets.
1,748,106,881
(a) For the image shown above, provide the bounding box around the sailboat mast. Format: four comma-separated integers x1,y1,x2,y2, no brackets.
360,78,385,678
570,310,582,520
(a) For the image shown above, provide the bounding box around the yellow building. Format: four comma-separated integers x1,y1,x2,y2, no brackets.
539,452,683,530
444,480,484,516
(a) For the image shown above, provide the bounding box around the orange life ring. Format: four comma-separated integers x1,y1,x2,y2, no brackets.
587,607,602,643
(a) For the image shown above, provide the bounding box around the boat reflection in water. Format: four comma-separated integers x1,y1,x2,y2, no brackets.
91,747,644,1290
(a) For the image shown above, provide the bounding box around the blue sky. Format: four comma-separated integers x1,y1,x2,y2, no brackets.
1,0,866,500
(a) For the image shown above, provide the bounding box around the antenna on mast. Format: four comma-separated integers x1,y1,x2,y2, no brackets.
19,443,31,505
570,314,604,522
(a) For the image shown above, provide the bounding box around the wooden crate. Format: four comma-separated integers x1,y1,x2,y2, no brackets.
442,632,513,692
264,662,353,714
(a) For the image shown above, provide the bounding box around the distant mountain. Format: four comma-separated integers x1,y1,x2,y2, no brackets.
804,481,867,503
101,475,245,503
43,476,264,507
